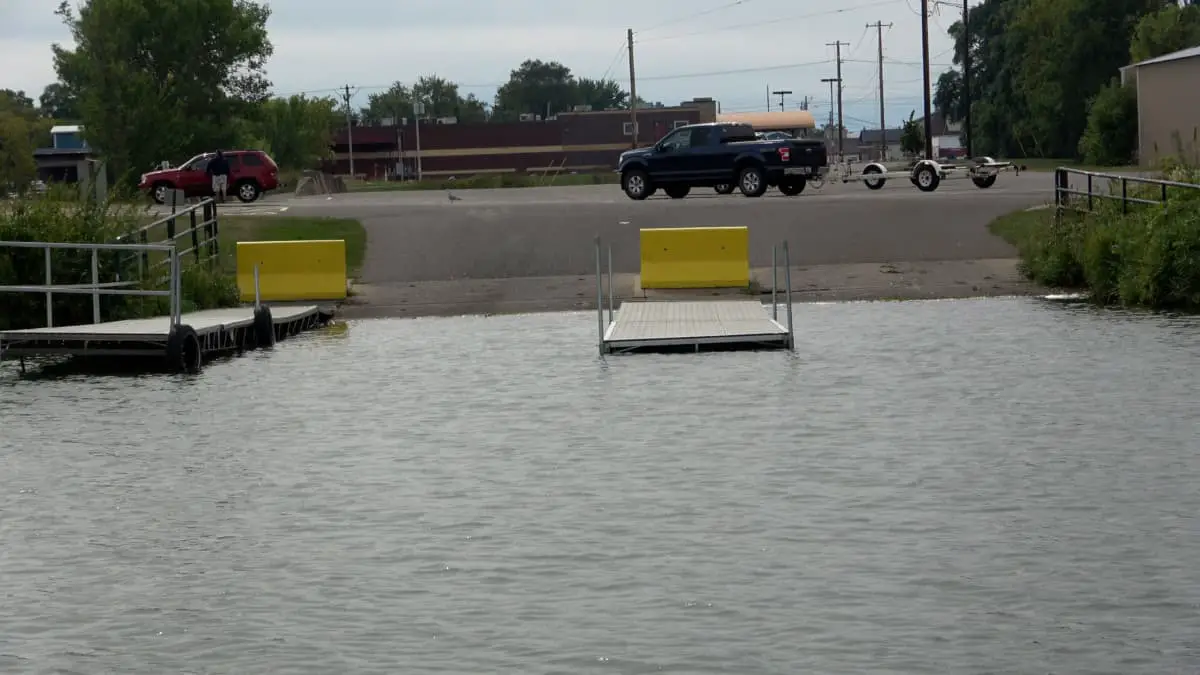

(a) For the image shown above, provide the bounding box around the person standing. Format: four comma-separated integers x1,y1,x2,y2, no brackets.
206,149,231,203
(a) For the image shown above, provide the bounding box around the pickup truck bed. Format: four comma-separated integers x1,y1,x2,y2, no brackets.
616,122,828,200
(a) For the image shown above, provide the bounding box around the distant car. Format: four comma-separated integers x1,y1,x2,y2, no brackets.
138,149,280,204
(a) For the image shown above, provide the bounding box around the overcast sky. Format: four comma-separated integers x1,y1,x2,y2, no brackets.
0,0,960,131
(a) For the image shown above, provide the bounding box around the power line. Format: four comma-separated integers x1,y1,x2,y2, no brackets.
637,0,902,43
636,0,754,35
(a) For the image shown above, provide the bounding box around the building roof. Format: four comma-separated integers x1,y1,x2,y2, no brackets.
715,110,816,130
50,124,82,134
33,147,93,157
1129,45,1200,68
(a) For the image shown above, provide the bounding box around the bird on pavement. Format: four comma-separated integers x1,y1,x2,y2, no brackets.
447,191,461,202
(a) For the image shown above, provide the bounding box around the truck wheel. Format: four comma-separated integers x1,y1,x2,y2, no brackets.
714,183,734,195
971,174,997,189
863,165,886,190
737,165,767,198
622,169,652,201
664,185,690,199
778,177,806,196
913,164,941,192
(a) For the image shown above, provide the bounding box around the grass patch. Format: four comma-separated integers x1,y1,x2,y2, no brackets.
217,216,367,277
988,184,1200,309
346,171,620,193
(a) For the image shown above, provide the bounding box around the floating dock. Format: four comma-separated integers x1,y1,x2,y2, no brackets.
594,234,795,355
0,305,332,373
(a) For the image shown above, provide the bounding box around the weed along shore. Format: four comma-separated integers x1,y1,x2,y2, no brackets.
988,165,1200,310
0,194,367,333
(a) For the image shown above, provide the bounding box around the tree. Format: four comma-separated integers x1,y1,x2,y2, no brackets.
361,82,412,125
933,70,966,122
493,59,580,119
253,95,339,169
38,83,80,120
0,89,52,149
1130,2,1200,62
1078,79,1138,165
575,78,628,110
900,111,924,156
0,112,38,188
52,0,274,183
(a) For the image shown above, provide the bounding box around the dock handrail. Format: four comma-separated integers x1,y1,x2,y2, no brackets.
1054,167,1200,217
116,197,220,279
0,240,182,329
594,236,616,353
771,240,795,349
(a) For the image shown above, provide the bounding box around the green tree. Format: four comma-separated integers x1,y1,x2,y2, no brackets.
575,78,628,110
493,59,580,119
0,89,53,149
51,0,273,183
0,112,38,188
1078,78,1138,165
1130,2,1200,62
38,82,80,120
362,82,412,125
900,111,924,156
254,95,339,169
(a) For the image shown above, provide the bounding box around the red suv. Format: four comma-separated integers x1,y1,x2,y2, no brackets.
139,149,280,204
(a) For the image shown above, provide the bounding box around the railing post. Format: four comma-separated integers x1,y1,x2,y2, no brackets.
211,200,220,261
139,229,149,278
1162,183,1168,206
253,264,261,310
783,240,794,349
44,246,53,327
607,243,614,324
772,244,778,320
595,236,604,355
190,209,200,263
91,248,101,324
1121,178,1128,214
1087,173,1094,212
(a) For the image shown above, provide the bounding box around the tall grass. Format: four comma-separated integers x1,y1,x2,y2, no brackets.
991,165,1200,310
0,189,238,330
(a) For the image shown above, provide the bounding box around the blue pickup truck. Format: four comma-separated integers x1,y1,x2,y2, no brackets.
615,122,828,200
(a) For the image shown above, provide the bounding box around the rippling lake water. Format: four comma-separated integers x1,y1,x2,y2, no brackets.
2,297,1199,674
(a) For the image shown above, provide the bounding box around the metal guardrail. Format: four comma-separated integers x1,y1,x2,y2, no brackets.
1053,167,1200,216
116,197,220,279
0,241,182,328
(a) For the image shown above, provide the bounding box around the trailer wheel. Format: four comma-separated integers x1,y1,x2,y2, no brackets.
863,165,886,190
971,174,997,189
778,177,806,196
713,183,734,194
913,164,940,192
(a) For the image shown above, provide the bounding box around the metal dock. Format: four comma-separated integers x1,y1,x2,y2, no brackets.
1,239,333,374
594,236,795,355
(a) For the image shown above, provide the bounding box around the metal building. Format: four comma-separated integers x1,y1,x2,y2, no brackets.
1120,46,1200,167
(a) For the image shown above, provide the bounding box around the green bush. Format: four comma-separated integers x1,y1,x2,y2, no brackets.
1,191,239,330
1078,79,1138,167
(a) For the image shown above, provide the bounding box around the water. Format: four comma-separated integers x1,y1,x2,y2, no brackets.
2,297,1199,674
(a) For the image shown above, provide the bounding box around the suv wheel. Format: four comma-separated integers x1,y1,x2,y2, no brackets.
664,185,690,199
622,169,652,201
152,182,173,205
236,180,261,203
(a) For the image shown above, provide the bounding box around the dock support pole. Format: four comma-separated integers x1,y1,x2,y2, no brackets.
783,240,794,349
595,236,604,355
90,248,101,324
607,243,614,324
772,245,778,320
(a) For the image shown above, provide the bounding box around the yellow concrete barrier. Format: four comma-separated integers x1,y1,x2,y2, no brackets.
639,226,750,288
236,240,347,302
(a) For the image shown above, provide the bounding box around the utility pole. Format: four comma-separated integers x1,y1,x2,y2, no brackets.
867,21,893,161
963,0,972,156
920,0,933,160
767,84,771,111
342,85,355,177
772,89,793,112
820,77,840,147
627,28,639,148
826,41,849,158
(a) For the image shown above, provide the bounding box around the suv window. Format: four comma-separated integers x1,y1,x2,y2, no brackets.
227,154,242,169
241,153,263,167
689,127,713,147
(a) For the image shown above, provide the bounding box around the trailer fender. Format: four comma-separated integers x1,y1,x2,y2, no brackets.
911,161,942,192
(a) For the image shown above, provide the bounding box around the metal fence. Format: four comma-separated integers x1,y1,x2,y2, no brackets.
115,197,220,281
1054,167,1200,216
0,240,182,328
